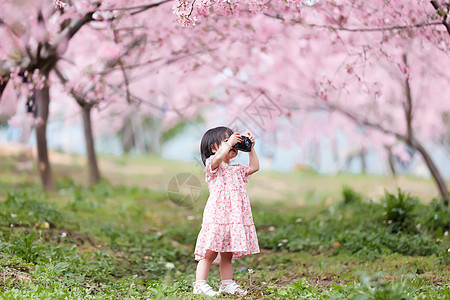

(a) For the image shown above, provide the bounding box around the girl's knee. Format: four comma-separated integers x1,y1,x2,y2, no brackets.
220,252,233,261
204,250,218,261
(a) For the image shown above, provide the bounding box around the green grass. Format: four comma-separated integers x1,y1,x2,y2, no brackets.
0,154,449,299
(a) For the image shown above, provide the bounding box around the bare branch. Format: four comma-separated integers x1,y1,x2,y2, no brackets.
93,57,165,75
265,12,443,33
54,67,87,107
309,22,443,33
188,0,197,17
112,29,132,104
430,0,450,35
131,0,172,15
324,102,406,142
96,0,171,15
106,82,191,118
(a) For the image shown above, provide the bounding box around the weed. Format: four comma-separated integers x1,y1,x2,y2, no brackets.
0,158,448,299
382,189,418,234
341,185,363,205
9,232,43,263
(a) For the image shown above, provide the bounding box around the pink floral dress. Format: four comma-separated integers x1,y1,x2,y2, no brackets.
194,156,260,264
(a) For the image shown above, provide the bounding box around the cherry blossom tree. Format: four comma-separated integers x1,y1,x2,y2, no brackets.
284,1,450,205
180,0,450,204
1,0,449,206
0,0,224,187
0,0,170,189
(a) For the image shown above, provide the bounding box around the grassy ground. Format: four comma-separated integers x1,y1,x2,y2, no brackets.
0,147,449,299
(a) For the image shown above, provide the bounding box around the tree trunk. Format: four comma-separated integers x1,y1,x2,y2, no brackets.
130,108,146,154
35,84,55,191
146,117,162,154
360,149,367,174
386,146,397,177
412,139,449,205
81,105,101,185
120,114,135,153
401,53,448,205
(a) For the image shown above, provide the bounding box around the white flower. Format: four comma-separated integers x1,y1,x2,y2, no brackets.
53,0,66,9
448,248,450,253
282,239,288,243
248,269,254,274
296,218,302,223
10,214,17,218
278,243,283,247
61,232,67,238
187,215,195,221
268,226,275,232
156,232,162,237
444,231,448,237
165,262,175,269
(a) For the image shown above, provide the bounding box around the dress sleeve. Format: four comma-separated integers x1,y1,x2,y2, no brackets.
239,164,251,183
205,156,220,183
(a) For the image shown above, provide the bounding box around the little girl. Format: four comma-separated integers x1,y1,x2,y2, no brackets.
193,126,260,296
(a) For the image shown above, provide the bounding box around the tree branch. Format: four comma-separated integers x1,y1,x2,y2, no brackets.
66,13,95,41
53,67,87,107
324,102,406,141
131,0,172,15
309,22,443,32
430,0,450,35
96,0,171,15
265,13,443,33
322,99,449,204
112,30,132,104
93,57,164,75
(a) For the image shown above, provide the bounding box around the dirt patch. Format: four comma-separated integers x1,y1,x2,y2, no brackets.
0,265,33,285
273,273,348,290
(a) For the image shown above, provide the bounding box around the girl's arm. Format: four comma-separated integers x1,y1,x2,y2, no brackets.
248,133,260,175
211,132,241,169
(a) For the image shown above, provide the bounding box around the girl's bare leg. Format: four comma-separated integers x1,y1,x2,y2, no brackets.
219,252,233,280
196,250,218,280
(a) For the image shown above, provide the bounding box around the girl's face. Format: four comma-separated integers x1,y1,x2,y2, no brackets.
212,134,238,162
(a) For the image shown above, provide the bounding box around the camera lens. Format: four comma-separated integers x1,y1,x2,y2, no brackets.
233,136,252,152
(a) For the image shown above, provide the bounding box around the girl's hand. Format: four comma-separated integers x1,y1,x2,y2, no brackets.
227,132,242,146
247,131,259,175
248,132,255,147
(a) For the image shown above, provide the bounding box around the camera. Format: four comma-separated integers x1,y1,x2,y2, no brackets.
233,136,252,152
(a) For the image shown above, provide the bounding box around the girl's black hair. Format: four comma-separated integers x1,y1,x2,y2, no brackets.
200,126,234,165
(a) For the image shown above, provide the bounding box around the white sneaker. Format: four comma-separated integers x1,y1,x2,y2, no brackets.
219,281,248,295
193,282,219,296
